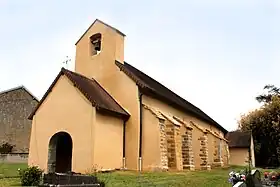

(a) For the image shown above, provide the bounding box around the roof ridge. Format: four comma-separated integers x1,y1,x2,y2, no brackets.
0,85,24,95
0,85,39,102
116,61,228,133
123,61,205,112
228,130,252,134
75,19,126,45
115,61,149,88
62,67,90,80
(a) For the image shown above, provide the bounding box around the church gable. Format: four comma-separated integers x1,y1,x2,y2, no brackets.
32,74,93,120
29,68,129,120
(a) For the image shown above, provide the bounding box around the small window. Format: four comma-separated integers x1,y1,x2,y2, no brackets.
90,33,102,56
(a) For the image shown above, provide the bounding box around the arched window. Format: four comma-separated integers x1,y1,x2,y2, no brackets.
90,33,102,56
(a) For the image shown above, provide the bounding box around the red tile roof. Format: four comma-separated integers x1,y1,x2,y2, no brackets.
28,68,130,120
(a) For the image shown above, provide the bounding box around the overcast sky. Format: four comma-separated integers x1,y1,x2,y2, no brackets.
1,0,280,131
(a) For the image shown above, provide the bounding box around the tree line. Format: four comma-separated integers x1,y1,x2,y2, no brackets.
238,85,280,167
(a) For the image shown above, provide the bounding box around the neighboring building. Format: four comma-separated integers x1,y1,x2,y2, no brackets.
28,19,229,173
0,86,39,153
226,131,255,167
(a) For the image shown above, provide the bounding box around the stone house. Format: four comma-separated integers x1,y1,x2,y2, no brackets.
0,86,39,153
226,131,255,167
28,19,230,173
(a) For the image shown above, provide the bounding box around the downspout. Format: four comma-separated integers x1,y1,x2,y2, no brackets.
138,90,143,172
122,120,126,169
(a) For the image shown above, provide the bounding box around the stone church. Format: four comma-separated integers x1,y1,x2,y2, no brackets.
28,19,229,173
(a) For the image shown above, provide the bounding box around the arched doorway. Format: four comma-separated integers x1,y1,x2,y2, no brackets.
47,131,73,173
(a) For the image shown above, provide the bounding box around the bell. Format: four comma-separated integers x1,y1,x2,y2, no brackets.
92,40,101,51
94,42,101,51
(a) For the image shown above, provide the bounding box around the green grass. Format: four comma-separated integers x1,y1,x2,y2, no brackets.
0,163,27,186
0,164,269,187
0,178,21,187
96,169,232,187
0,163,27,177
95,166,255,187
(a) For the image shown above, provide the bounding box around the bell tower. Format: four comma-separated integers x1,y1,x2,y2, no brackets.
74,20,140,171
74,19,125,93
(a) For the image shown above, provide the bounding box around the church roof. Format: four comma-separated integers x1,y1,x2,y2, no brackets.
0,85,39,102
226,131,251,148
115,61,228,134
75,19,126,45
28,68,130,120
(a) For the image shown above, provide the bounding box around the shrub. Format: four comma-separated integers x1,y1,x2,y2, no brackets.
0,142,14,153
18,166,43,186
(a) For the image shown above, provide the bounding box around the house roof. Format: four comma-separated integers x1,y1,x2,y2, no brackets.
0,85,39,102
28,68,130,120
75,19,126,45
115,61,228,134
226,131,252,148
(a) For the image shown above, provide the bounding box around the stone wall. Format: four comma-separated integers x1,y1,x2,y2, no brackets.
174,125,183,170
213,138,224,167
207,133,215,166
159,119,168,170
0,87,38,153
181,127,194,170
166,122,176,169
199,132,210,170
223,142,230,166
0,153,28,163
141,105,230,171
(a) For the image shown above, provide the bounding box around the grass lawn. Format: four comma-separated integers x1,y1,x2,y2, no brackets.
96,168,234,187
0,163,27,186
0,163,263,187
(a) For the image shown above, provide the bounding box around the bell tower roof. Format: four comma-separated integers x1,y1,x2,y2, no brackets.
75,19,126,45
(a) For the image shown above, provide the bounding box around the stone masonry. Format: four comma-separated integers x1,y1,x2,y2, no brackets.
181,127,194,170
174,125,183,170
213,138,224,167
224,142,230,166
165,122,176,169
199,132,211,170
159,119,168,170
0,86,38,153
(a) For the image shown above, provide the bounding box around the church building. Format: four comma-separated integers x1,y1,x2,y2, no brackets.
28,19,229,173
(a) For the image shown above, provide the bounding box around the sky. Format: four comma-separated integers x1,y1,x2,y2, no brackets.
0,0,280,131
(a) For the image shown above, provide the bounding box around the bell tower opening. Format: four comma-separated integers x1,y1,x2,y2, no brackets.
90,33,102,56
